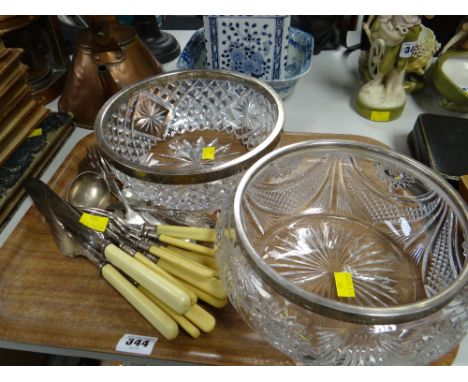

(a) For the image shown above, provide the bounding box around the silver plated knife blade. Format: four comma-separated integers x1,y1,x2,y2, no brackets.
24,177,101,262
24,177,107,253
23,177,192,314
24,177,181,339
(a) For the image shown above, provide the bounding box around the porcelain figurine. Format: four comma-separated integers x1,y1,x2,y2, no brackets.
356,15,426,121
358,16,439,95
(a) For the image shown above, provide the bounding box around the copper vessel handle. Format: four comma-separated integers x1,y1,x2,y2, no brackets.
84,16,120,49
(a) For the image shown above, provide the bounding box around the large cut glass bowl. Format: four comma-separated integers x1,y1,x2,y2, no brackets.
217,140,468,365
94,70,283,213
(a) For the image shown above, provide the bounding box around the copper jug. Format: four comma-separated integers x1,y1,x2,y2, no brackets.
58,17,163,129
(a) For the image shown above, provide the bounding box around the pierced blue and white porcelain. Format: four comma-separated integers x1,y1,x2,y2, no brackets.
177,27,313,99
203,16,291,81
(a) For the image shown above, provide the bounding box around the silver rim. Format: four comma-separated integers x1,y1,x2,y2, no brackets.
94,69,284,184
233,140,468,324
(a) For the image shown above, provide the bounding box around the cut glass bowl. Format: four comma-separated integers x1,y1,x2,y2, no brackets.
217,140,468,365
94,70,284,212
177,28,313,99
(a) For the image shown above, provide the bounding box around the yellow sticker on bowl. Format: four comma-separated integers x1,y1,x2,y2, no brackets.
202,146,216,160
29,128,43,138
334,272,355,298
370,111,390,122
79,212,109,232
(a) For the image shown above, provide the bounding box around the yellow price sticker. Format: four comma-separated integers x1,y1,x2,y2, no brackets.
334,272,355,298
79,212,109,232
202,146,216,160
370,111,390,122
29,128,43,138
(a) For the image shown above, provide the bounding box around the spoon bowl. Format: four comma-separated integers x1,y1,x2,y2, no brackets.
69,165,215,229
67,171,112,210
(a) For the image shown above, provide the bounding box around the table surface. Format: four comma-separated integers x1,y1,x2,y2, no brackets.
0,29,467,365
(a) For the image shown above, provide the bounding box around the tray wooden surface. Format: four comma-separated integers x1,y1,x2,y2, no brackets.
0,132,458,365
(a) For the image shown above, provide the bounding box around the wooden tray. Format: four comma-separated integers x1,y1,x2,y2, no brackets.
0,132,458,365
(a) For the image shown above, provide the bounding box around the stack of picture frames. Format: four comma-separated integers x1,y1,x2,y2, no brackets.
0,34,74,228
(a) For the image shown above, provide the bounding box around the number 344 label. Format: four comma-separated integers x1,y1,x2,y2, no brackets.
399,41,418,58
116,334,158,355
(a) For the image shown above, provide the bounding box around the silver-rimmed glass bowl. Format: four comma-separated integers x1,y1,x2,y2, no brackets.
217,140,468,365
94,69,283,212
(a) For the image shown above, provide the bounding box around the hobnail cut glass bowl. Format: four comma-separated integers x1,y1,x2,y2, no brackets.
217,140,468,365
94,70,284,212
177,28,313,99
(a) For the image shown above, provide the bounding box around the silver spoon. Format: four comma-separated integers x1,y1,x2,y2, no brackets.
67,170,147,225
80,145,216,228
67,171,112,210
67,171,216,244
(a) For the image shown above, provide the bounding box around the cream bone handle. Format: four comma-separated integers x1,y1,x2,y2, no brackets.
166,246,219,273
157,234,216,257
157,257,227,300
101,264,179,340
103,244,191,315
139,285,215,334
156,225,216,243
148,245,215,278
184,303,216,333
139,286,201,339
133,251,198,306
174,277,228,309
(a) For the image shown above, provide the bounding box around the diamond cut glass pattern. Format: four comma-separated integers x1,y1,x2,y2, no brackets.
217,142,468,365
132,91,173,138
242,150,464,300
96,71,282,212
102,78,277,173
156,137,243,168
373,161,416,191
